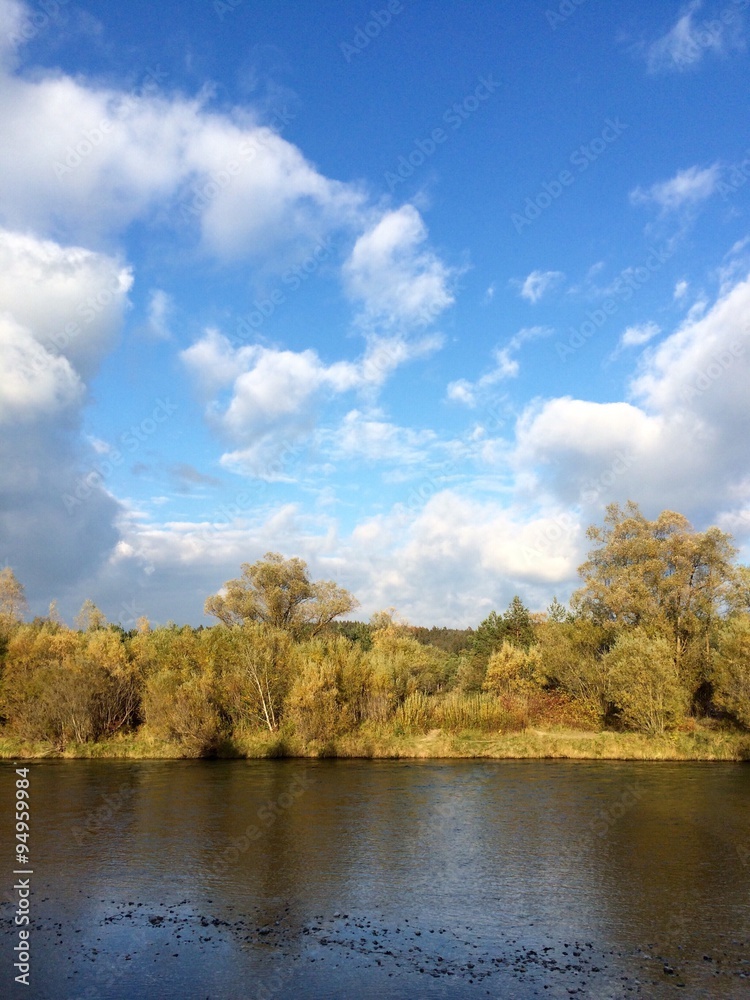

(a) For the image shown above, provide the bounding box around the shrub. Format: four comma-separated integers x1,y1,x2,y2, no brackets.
712,617,750,728
603,629,687,734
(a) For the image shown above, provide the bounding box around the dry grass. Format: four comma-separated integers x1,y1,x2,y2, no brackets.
1,724,748,761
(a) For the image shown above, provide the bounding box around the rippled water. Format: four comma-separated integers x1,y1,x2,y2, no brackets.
2,759,749,998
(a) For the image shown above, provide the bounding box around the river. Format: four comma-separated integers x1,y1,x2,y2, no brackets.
1,759,749,998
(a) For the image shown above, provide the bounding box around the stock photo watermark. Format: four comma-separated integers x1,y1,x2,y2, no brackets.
179,106,296,224
512,118,629,235
71,782,136,846
9,766,33,987
7,0,70,46
340,2,405,62
62,398,178,513
209,772,313,876
52,67,170,180
546,0,590,31
228,236,334,347
385,75,501,192
555,243,674,361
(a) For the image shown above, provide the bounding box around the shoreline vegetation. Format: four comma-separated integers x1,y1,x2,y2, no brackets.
1,503,749,763
2,724,749,762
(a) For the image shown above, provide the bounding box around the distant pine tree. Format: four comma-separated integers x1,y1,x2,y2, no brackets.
503,595,535,649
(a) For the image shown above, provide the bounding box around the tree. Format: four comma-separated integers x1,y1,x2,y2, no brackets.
603,629,687,735
204,553,359,637
546,596,572,624
0,567,28,634
712,616,750,728
75,599,107,632
469,611,506,659
503,595,535,649
572,502,737,706
482,641,543,696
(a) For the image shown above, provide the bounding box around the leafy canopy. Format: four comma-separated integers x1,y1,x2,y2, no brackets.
204,552,359,637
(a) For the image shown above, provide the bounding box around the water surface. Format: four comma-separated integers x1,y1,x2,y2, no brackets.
1,759,749,998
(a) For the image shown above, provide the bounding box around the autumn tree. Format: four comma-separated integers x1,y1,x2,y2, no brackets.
0,567,28,635
482,641,543,697
572,502,737,709
204,553,359,637
603,629,687,734
712,616,750,728
75,599,107,632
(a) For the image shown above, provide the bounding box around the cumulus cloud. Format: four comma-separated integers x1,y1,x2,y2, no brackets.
518,269,564,304
514,273,750,519
91,490,583,627
0,228,129,602
324,409,437,465
343,205,456,329
630,164,721,213
181,328,445,476
0,33,364,265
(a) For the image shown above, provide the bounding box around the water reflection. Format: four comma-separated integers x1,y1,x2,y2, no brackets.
1,759,748,998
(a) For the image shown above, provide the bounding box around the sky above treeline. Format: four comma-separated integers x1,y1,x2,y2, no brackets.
1,0,750,628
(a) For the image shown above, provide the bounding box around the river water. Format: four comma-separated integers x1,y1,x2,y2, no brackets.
1,759,749,998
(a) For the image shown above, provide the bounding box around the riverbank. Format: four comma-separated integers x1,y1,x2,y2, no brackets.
2,724,748,760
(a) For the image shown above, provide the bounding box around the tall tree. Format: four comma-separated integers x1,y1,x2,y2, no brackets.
74,599,107,632
503,595,535,649
0,567,28,633
572,502,738,709
204,552,358,637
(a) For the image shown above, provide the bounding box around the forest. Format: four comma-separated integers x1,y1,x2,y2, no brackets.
1,502,749,758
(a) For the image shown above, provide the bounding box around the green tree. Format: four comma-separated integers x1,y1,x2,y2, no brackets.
503,595,535,649
205,553,358,637
469,611,506,659
546,596,572,624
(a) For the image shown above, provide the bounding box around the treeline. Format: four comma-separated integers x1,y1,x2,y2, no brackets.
0,502,748,755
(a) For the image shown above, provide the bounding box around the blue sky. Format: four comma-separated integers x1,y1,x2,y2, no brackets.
2,0,750,627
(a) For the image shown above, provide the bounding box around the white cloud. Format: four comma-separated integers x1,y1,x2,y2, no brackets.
674,279,689,300
448,327,553,407
0,228,128,601
518,269,565,304
145,289,173,340
0,315,83,424
645,1,744,73
0,229,132,379
327,410,437,464
620,321,661,348
343,205,456,329
630,164,720,213
181,328,445,476
95,491,583,627
0,36,367,266
514,273,750,516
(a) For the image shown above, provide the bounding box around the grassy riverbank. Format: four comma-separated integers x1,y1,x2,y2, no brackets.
2,723,748,761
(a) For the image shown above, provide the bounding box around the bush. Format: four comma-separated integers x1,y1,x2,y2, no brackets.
285,659,352,742
712,617,750,728
603,629,687,734
482,642,543,696
142,671,222,756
